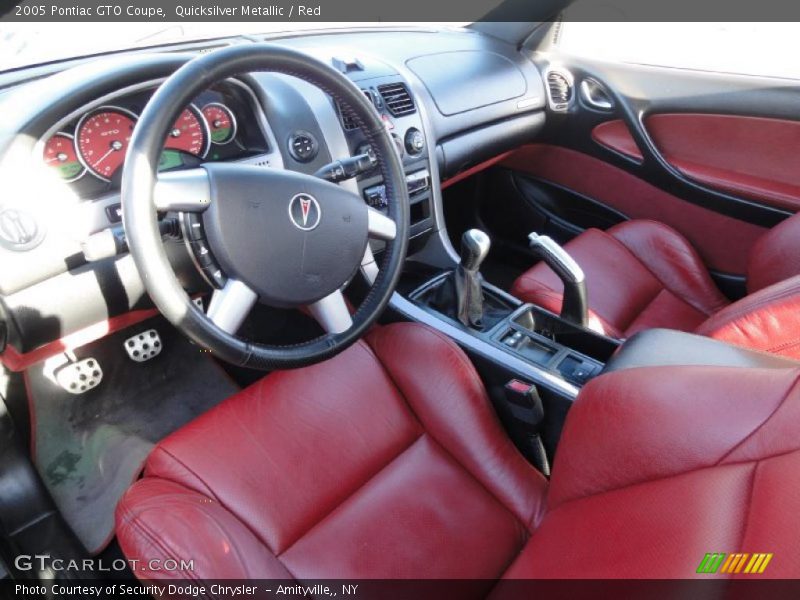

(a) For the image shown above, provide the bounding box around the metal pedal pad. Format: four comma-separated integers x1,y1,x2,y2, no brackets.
55,358,103,395
124,329,163,363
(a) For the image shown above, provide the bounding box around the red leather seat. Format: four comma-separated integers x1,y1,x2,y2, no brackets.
511,215,800,359
116,322,800,581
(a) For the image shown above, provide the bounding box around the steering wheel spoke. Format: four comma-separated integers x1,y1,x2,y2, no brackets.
154,168,211,212
207,279,258,334
367,207,396,241
307,290,353,334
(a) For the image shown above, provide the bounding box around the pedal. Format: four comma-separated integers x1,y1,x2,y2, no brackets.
124,329,163,363
55,358,103,395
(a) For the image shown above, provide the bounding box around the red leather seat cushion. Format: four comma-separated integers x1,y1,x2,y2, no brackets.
511,220,730,338
116,323,547,581
117,322,800,581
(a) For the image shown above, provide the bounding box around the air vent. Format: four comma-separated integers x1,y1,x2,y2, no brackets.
337,89,379,131
377,82,416,117
546,70,572,112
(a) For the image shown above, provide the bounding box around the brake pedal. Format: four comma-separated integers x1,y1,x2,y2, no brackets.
124,329,163,363
55,358,103,395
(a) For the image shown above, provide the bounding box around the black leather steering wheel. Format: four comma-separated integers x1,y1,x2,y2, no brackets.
122,44,409,369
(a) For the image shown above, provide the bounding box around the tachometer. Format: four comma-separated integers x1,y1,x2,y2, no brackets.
43,133,85,182
164,105,210,158
76,106,137,181
202,103,237,145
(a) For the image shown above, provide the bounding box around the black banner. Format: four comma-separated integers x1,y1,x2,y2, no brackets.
6,579,800,600
5,0,800,22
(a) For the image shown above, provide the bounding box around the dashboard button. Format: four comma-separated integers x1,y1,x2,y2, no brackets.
287,131,319,163
405,128,425,155
105,203,123,224
183,213,205,241
190,240,214,266
363,184,388,209
204,265,227,288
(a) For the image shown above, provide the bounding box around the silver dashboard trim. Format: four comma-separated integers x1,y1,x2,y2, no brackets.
390,292,580,399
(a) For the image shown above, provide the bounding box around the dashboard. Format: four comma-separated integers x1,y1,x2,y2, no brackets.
0,27,547,357
40,81,268,197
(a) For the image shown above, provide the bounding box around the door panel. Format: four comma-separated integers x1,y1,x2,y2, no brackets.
500,144,766,274
493,56,800,277
646,114,800,211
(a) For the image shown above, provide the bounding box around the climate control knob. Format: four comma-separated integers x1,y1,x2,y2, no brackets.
404,128,425,155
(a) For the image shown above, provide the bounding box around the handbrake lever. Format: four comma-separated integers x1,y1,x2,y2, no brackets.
527,232,589,327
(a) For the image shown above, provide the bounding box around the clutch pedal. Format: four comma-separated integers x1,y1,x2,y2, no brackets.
55,358,103,395
124,329,163,363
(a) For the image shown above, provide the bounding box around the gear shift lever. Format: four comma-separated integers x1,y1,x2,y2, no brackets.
527,232,589,327
455,229,491,328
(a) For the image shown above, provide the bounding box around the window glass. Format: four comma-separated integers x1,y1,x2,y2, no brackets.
559,22,800,80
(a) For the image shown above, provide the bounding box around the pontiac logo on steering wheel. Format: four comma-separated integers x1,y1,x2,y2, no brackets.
288,193,322,231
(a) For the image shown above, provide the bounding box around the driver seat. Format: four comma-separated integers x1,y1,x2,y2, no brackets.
116,322,800,581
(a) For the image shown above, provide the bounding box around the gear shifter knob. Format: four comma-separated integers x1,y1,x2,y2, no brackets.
455,229,491,329
460,229,491,272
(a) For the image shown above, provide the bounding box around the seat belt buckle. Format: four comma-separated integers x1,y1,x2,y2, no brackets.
504,379,544,426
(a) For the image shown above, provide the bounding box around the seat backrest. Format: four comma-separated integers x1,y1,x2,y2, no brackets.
747,211,800,293
696,274,800,360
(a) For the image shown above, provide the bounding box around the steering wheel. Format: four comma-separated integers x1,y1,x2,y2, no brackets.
121,44,409,370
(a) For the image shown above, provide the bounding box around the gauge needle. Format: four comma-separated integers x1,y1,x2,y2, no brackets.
94,140,123,167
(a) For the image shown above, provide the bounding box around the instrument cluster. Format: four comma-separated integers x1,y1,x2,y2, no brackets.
40,81,267,199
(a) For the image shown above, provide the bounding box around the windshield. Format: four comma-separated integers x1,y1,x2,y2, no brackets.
0,22,467,72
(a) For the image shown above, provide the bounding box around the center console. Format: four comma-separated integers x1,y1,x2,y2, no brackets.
395,250,620,470
409,271,619,390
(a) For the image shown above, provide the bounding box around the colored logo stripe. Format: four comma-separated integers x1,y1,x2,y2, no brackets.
697,553,726,574
697,553,773,574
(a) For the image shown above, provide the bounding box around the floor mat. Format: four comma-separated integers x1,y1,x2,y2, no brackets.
26,319,239,554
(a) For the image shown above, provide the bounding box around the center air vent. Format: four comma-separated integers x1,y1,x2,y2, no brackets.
338,89,379,131
377,82,416,117
546,70,572,112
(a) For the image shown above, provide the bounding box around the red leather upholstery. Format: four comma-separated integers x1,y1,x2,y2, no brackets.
117,323,547,581
746,212,800,294
696,275,800,361
511,220,730,338
503,365,800,579
116,322,800,580
512,213,800,356
591,119,643,161
500,144,766,274
646,113,800,212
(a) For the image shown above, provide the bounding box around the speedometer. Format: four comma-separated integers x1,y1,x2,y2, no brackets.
164,105,210,158
76,106,137,181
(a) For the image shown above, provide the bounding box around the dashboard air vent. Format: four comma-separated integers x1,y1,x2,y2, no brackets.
338,89,379,131
546,70,572,112
377,82,416,117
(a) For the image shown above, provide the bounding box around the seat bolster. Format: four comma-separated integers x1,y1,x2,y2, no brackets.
366,323,548,529
546,365,800,510
696,275,800,360
607,220,729,316
747,212,800,293
116,479,292,580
